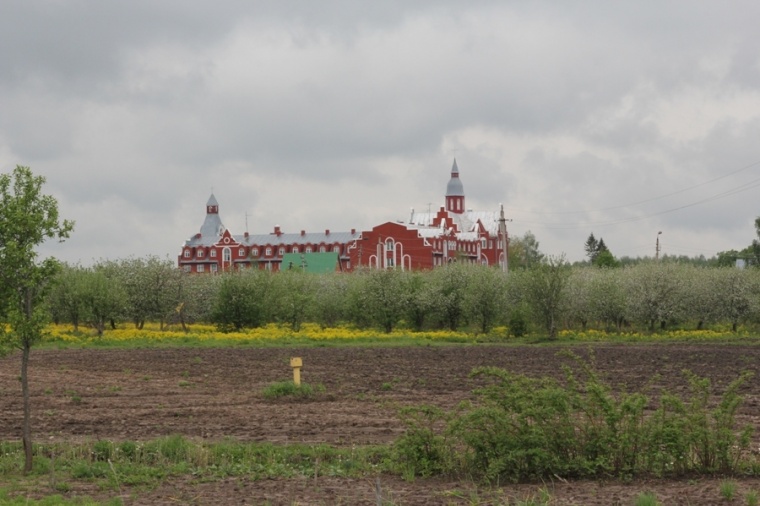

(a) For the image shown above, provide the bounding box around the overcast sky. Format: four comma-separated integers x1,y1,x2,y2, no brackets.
3,1,760,265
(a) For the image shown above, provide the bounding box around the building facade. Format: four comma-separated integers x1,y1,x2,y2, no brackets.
178,194,358,273
347,160,506,270
178,160,507,272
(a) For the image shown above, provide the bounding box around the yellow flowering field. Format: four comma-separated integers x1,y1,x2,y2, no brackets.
43,322,478,345
36,322,757,347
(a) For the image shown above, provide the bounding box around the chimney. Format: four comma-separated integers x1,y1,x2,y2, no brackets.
301,230,305,236
351,228,355,235
325,229,330,236
273,225,281,236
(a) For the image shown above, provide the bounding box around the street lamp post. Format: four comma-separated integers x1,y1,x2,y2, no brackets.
656,231,662,260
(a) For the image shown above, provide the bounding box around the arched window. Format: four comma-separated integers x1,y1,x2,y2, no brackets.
238,247,245,257
385,238,395,251
265,247,272,256
293,246,299,254
223,247,231,264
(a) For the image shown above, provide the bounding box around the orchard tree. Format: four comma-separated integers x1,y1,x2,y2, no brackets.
403,270,438,331
360,268,408,333
271,269,316,331
117,256,180,329
311,273,350,329
81,265,127,336
588,267,627,331
211,269,273,331
47,263,88,330
463,265,508,334
429,262,470,330
623,261,685,332
566,267,595,330
0,166,74,473
523,255,571,339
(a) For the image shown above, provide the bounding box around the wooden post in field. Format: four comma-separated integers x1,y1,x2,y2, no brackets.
290,357,303,386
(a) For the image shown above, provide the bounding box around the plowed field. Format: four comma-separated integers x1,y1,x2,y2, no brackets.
1,343,760,505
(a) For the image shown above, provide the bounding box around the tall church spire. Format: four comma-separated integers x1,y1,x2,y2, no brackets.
445,159,465,214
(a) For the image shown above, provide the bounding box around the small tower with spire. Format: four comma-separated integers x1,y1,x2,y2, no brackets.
200,193,225,237
445,159,465,214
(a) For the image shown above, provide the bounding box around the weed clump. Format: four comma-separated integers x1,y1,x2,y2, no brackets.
262,381,325,400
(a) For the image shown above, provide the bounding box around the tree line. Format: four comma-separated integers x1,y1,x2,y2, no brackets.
47,256,760,339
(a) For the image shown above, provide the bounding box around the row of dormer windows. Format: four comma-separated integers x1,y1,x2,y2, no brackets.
183,243,344,260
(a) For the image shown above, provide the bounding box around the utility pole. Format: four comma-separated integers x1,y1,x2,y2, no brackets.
656,231,662,260
498,204,511,273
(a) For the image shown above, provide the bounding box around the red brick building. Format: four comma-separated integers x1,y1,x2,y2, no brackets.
347,160,506,270
178,160,507,272
178,194,359,273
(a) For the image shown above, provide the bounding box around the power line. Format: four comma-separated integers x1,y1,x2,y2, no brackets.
508,159,760,217
510,170,760,231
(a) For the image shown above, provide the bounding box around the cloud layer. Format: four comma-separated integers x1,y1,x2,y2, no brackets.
2,1,760,264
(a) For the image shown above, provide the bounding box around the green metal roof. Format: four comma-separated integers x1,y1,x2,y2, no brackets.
281,252,339,273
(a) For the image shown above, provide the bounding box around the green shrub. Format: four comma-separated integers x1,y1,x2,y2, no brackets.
262,381,324,400
508,308,529,337
394,405,454,478
394,352,754,482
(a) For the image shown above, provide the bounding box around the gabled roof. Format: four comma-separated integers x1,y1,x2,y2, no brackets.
405,209,499,238
183,230,360,248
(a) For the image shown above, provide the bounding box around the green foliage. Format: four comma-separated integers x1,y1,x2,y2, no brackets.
0,166,74,473
211,270,273,331
394,353,755,483
507,306,529,337
262,381,325,400
509,230,545,269
394,405,456,478
463,265,508,334
522,255,571,339
270,269,316,331
360,268,408,333
720,480,737,501
634,492,661,506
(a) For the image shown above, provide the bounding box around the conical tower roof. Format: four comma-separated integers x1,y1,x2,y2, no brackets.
446,159,464,196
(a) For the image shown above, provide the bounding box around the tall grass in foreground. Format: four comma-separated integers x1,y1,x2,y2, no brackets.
395,351,757,482
0,436,391,486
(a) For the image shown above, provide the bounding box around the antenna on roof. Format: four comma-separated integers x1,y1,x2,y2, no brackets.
245,211,249,234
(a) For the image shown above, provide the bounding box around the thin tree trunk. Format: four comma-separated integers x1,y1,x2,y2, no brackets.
21,340,33,473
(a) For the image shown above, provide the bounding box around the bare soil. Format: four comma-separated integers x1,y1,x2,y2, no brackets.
1,343,760,505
